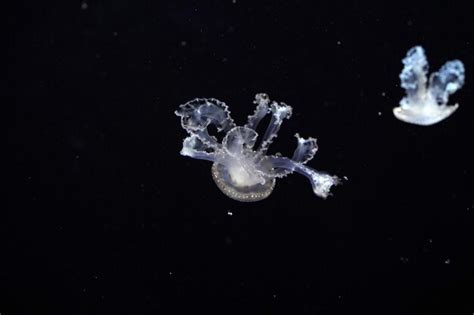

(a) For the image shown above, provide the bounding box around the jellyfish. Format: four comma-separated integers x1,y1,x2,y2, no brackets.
175,93,340,202
393,45,465,126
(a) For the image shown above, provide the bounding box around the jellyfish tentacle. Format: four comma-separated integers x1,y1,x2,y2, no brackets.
258,101,293,153
429,60,465,105
180,98,236,132
245,93,271,131
180,135,217,162
175,98,237,148
261,134,318,178
292,133,318,164
269,156,339,198
399,46,429,102
191,129,219,149
222,126,259,155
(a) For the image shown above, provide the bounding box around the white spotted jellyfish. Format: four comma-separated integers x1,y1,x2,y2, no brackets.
175,93,340,202
394,45,465,126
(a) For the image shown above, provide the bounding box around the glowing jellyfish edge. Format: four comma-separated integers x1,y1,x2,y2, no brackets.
393,45,465,126
175,93,340,202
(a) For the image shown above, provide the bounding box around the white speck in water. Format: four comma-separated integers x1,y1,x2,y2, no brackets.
343,176,349,181
227,210,233,216
232,0,237,3
336,40,341,45
180,41,187,47
444,259,451,265
381,91,386,97
81,2,88,10
113,31,118,37
378,111,382,116
169,271,173,276
273,294,277,298
400,256,409,264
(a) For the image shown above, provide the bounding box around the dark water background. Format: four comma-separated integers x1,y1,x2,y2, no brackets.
7,1,474,314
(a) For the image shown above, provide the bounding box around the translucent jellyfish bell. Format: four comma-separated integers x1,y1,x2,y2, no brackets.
175,93,340,202
393,46,465,126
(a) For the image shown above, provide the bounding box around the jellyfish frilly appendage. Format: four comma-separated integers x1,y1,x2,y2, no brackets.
175,93,341,202
393,45,465,126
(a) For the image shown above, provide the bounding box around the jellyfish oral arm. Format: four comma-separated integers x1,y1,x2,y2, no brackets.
269,156,340,199
180,135,217,162
258,102,293,153
399,46,429,100
180,146,216,162
292,133,318,164
429,60,465,105
245,93,271,130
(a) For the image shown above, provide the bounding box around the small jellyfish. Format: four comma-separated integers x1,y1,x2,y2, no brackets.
175,93,340,202
393,45,465,126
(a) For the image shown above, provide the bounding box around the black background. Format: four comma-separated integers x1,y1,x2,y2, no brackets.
7,1,474,314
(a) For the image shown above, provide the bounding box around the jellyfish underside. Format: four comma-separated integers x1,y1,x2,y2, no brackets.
394,46,465,126
211,163,276,202
175,93,340,202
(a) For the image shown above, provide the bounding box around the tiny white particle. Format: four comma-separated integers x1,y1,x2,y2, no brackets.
180,41,187,47
227,211,233,216
343,176,349,180
336,40,341,45
75,155,80,159
113,31,118,36
232,0,237,3
169,271,173,275
378,111,382,116
272,294,277,298
381,91,386,97
444,259,451,265
81,2,88,10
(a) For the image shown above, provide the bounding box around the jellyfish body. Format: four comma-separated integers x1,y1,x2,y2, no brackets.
175,93,340,202
393,46,465,126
